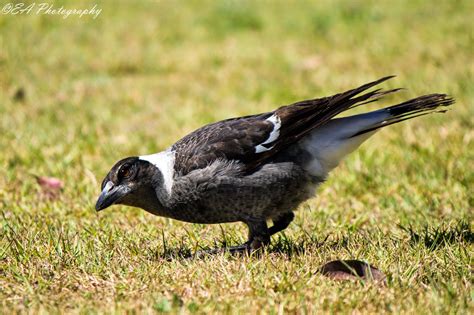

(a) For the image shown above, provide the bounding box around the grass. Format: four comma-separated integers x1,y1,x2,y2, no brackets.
0,0,473,313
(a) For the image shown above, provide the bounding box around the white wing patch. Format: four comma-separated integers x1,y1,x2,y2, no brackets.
139,149,175,195
255,114,281,153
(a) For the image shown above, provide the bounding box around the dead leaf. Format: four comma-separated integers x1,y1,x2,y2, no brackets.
320,260,386,284
35,175,63,200
36,176,63,190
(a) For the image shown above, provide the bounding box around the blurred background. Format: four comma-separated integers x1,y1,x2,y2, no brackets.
2,0,472,219
0,0,472,312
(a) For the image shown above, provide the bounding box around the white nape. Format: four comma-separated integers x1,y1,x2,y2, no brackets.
139,149,176,195
255,114,281,153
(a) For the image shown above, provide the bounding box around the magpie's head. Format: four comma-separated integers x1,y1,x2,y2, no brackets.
95,156,156,211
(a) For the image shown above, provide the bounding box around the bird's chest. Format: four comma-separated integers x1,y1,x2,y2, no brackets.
161,201,245,224
161,182,312,224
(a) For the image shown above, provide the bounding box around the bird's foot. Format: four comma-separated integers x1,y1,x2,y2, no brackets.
248,235,270,251
194,236,270,258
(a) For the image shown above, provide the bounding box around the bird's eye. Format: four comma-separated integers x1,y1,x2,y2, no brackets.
118,164,132,180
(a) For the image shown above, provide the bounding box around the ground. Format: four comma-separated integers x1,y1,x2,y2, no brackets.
0,0,472,313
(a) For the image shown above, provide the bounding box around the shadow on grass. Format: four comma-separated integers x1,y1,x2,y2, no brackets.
153,220,473,261
399,220,473,250
267,233,330,257
155,232,332,261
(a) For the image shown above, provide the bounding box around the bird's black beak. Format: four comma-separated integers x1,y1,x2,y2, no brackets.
95,181,129,211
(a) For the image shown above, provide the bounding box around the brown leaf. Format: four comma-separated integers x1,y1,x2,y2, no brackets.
36,176,63,190
320,260,386,284
35,176,63,200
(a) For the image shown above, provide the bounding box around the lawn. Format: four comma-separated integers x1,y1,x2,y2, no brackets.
0,0,472,313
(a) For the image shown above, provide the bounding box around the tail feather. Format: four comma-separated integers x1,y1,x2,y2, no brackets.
299,90,454,178
250,76,403,170
273,76,400,146
351,88,404,108
351,93,454,137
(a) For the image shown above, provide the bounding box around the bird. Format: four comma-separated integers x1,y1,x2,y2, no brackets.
95,76,454,253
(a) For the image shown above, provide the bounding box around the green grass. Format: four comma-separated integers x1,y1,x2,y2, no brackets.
1,0,473,313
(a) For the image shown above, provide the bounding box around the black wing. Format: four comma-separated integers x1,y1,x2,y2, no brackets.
171,113,276,175
172,76,399,175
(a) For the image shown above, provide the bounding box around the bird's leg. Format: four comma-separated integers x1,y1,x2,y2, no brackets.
192,214,293,257
246,219,270,250
223,214,293,254
268,212,295,236
216,219,270,253
194,220,269,257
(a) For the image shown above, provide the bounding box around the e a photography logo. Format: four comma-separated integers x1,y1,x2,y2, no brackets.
2,2,102,19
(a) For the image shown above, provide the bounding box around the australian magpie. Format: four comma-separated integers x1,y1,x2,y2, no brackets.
95,76,453,252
